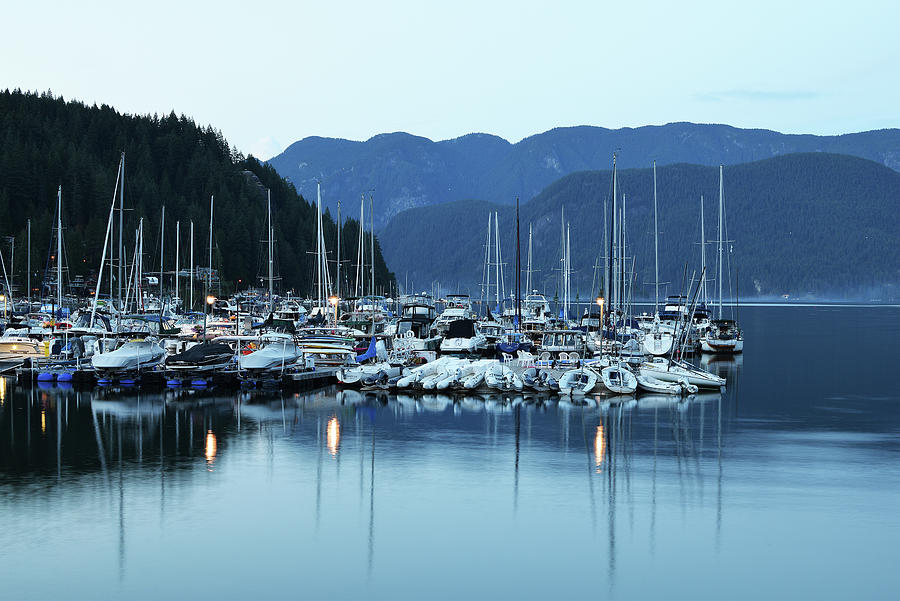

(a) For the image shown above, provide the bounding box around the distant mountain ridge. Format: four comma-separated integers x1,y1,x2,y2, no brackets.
378,153,900,301
268,123,900,227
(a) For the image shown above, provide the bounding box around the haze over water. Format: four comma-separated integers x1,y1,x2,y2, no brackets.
2,306,899,600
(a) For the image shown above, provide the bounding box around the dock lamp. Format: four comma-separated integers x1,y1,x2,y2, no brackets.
204,295,216,340
328,295,340,324
596,296,604,326
0,294,6,319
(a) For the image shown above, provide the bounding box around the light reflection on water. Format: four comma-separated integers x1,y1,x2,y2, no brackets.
1,307,900,600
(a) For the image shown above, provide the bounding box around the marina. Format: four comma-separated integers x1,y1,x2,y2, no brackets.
2,305,899,600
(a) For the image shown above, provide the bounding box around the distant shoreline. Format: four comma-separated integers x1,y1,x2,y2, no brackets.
630,301,900,308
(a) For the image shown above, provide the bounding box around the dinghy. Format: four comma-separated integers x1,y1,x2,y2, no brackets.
639,357,725,389
636,371,698,395
558,367,600,396
600,364,638,394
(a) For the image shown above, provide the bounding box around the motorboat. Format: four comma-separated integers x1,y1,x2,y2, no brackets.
439,319,487,354
165,341,236,372
238,335,301,373
91,339,167,374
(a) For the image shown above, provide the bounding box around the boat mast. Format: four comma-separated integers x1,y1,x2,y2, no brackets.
653,160,659,314
175,220,180,309
526,223,533,294
336,199,341,300
717,165,724,320
89,167,120,328
700,195,708,306
610,154,618,316
494,211,501,310
26,219,31,307
118,153,125,315
56,185,63,331
268,188,274,314
316,184,323,307
355,193,365,298
137,219,144,312
481,212,491,313
159,205,165,315
189,220,194,311
559,205,565,315
208,195,214,297
621,192,627,316
369,192,375,297
516,197,521,330
565,223,571,321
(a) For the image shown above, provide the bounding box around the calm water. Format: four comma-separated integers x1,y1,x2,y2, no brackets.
2,306,899,600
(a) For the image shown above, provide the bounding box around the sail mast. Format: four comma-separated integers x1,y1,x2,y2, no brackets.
56,185,63,328
653,160,659,314
90,167,120,328
369,193,375,297
189,221,194,311
515,197,521,330
268,189,274,314
26,219,31,307
611,154,618,314
700,195,707,305
526,223,533,294
159,205,165,314
118,153,124,314
717,165,724,320
494,211,501,309
336,199,341,299
175,220,180,309
208,195,214,296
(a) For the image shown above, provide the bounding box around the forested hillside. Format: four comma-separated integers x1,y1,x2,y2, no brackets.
380,153,900,301
0,90,394,302
269,123,900,227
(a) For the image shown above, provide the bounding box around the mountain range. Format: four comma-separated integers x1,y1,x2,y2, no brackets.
268,123,900,227
378,153,900,301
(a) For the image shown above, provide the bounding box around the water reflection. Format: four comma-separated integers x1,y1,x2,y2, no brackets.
0,375,729,599
205,430,217,466
326,416,340,457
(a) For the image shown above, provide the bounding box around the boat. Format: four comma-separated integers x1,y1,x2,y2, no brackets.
636,371,697,395
165,341,236,372
558,366,600,396
483,362,523,392
600,363,638,394
238,335,301,373
701,319,744,353
439,319,487,354
701,165,744,354
638,357,725,389
91,339,167,374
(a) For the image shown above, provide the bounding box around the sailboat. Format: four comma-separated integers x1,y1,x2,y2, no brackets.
701,165,744,354
641,161,675,357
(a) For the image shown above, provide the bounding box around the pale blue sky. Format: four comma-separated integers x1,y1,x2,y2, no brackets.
3,0,898,159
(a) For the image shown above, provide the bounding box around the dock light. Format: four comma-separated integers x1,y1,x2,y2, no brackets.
206,295,216,306
328,295,339,306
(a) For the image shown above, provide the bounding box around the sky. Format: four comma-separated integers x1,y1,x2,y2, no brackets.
3,0,899,160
